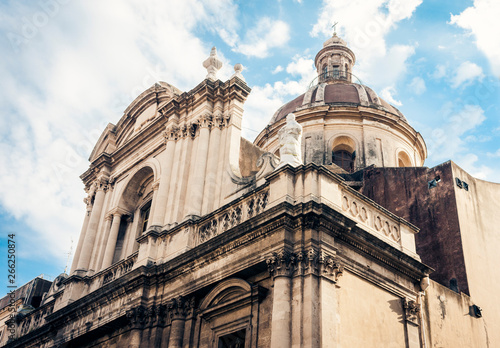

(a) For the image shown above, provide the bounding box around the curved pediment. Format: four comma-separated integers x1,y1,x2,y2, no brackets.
200,278,252,310
89,82,182,163
116,81,182,147
88,123,117,162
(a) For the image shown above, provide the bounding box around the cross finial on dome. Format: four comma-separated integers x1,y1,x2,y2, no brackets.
331,21,338,36
203,46,223,81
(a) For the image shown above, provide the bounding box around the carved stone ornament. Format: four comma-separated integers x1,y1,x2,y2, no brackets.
403,298,421,324
231,63,245,82
164,125,180,142
296,248,318,275
277,113,303,168
319,252,344,283
203,46,223,81
256,152,280,180
168,296,195,320
126,306,147,327
200,114,213,129
266,249,296,278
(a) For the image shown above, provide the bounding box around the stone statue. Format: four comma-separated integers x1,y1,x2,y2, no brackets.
277,113,303,168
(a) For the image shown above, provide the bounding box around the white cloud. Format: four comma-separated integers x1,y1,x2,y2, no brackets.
0,0,240,265
310,0,421,88
450,0,500,77
272,65,284,74
432,64,447,79
408,76,426,95
380,86,402,106
487,148,500,157
234,18,290,58
451,61,484,88
242,55,316,141
286,55,316,79
455,153,494,180
426,104,486,162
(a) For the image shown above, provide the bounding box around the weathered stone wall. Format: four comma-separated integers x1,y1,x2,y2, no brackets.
360,163,469,294
423,280,489,348
450,162,500,347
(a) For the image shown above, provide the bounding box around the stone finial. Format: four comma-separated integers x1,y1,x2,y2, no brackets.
277,113,303,168
203,46,223,81
231,63,245,82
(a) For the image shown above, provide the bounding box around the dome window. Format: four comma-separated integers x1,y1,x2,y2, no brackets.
332,150,354,172
332,65,340,79
397,151,412,167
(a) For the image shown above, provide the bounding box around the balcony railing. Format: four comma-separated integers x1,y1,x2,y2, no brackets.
308,71,362,89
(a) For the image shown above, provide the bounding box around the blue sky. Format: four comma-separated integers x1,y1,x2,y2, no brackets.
0,0,499,296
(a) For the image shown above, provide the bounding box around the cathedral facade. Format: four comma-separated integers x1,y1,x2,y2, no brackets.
5,35,499,348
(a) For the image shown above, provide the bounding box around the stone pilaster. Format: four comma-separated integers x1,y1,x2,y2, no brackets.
150,127,177,226
101,212,123,269
267,249,296,348
167,296,194,348
403,298,421,348
186,114,212,218
76,178,108,273
126,306,146,348
70,199,92,274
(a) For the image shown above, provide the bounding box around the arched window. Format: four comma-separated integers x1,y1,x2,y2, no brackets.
114,166,155,263
397,151,412,167
331,135,356,173
332,150,354,172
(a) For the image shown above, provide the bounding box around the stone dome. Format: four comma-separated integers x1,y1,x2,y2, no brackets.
255,33,427,171
269,82,408,125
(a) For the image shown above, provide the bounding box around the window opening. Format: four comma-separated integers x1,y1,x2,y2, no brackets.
332,65,339,79
332,150,354,172
218,329,246,348
112,215,130,264
141,201,151,233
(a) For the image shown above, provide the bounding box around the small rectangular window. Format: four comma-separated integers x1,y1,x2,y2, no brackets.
218,329,246,348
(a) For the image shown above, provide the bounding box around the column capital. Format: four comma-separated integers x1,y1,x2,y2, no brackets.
93,177,109,192
164,125,180,142
126,305,147,328
108,207,130,217
199,113,213,129
318,252,344,283
403,298,420,324
266,249,296,279
167,296,195,320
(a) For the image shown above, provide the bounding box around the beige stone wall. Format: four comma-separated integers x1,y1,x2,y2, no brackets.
337,270,407,348
451,162,500,346
423,280,489,348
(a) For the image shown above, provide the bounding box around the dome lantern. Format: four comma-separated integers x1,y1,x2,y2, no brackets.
314,33,356,84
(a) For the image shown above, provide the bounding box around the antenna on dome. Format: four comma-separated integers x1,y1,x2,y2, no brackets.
331,21,339,35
